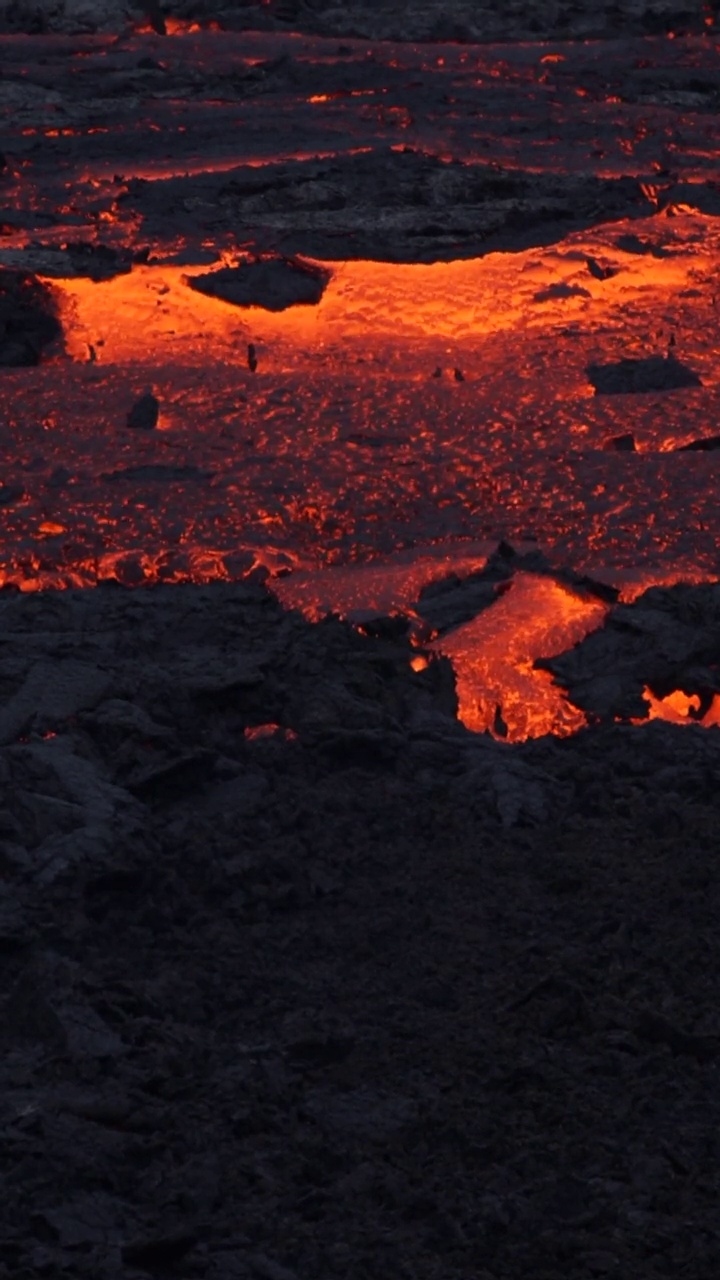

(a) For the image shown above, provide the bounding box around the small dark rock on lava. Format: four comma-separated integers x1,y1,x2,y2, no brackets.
126,392,159,430
187,255,331,312
675,435,720,452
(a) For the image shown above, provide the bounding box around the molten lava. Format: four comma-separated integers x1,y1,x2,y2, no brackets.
434,574,608,740
640,686,720,726
2,23,720,742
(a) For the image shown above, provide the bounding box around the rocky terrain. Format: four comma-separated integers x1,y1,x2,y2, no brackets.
1,1,720,1277
0,569,719,1278
0,0,714,40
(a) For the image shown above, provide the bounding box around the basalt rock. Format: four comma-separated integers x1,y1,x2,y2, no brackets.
187,255,331,312
0,269,62,366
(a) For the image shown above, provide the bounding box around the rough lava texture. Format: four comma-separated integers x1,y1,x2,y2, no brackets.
0,0,712,38
1,2,720,1277
1,576,720,1277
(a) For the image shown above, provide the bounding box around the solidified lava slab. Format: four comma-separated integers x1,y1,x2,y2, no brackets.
0,270,62,366
122,150,656,264
187,256,331,310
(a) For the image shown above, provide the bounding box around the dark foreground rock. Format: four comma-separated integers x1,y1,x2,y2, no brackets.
0,578,720,1278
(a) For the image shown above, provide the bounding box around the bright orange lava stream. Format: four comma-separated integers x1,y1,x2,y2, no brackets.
434,573,608,741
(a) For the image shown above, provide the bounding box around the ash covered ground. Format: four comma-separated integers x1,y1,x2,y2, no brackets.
1,3,720,1278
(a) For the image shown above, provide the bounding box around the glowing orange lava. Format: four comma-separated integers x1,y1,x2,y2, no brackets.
639,686,720,726
434,574,608,741
46,212,720,376
2,21,720,752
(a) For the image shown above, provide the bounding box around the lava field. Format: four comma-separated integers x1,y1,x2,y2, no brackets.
2,4,720,1279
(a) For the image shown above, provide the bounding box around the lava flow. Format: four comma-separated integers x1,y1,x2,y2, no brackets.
1,22,720,740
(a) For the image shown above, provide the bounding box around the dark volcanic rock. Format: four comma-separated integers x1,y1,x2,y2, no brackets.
0,0,713,39
604,432,637,451
0,269,61,366
0,579,718,1279
0,482,25,506
125,150,653,264
586,353,702,395
187,256,331,311
126,391,159,429
101,464,212,483
62,242,133,282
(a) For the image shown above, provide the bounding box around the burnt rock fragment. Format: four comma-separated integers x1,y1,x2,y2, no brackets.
585,256,616,281
0,270,61,367
614,233,670,257
126,392,159,430
586,354,701,395
187,255,330,312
